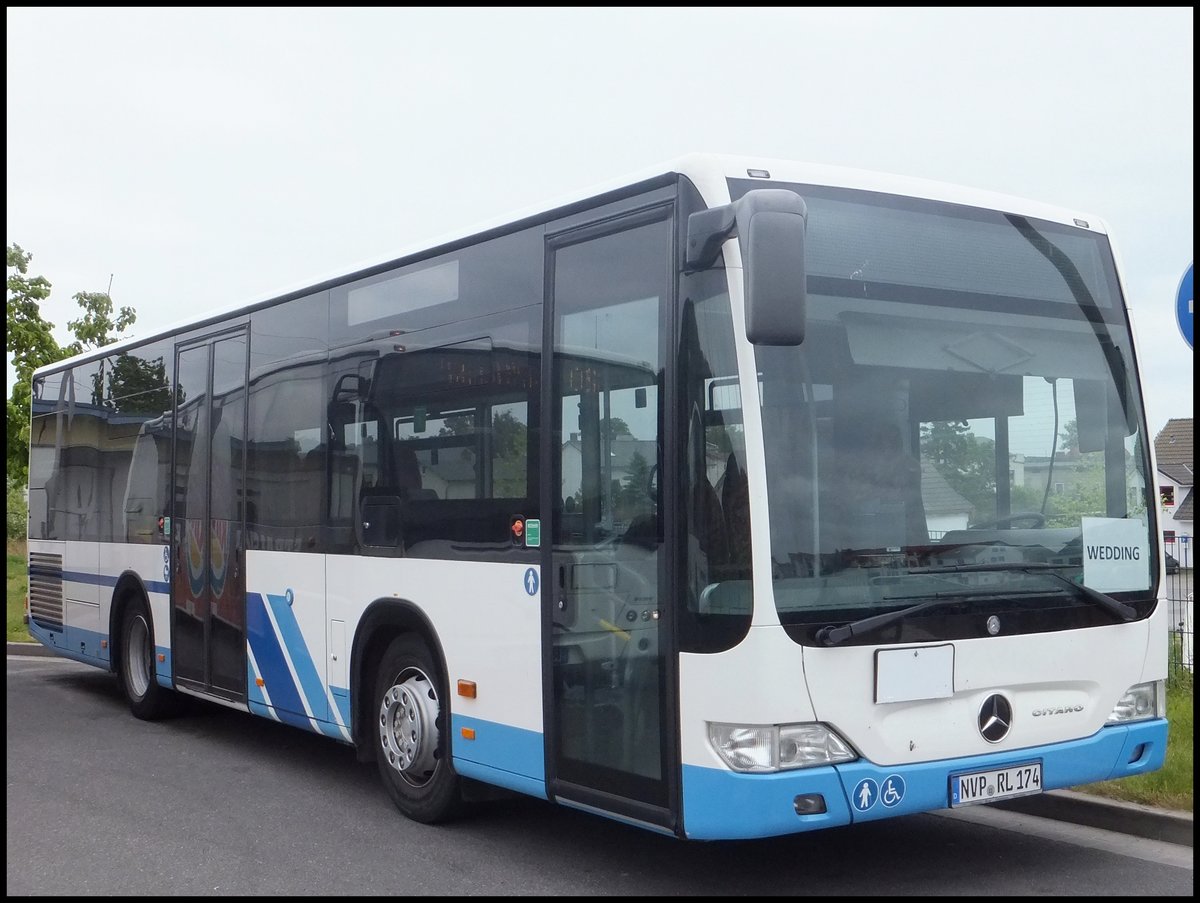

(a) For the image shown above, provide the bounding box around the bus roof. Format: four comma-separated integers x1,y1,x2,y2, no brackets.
33,153,1108,379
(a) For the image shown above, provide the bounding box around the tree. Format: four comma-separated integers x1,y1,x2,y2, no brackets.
1041,453,1107,528
66,289,135,356
7,245,60,483
619,449,654,517
601,416,632,440
920,420,997,520
1058,419,1081,455
105,352,171,414
6,244,136,484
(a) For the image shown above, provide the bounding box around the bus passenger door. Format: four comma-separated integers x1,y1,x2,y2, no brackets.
171,331,248,701
546,207,674,824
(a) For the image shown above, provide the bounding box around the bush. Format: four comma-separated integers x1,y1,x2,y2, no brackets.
6,477,27,539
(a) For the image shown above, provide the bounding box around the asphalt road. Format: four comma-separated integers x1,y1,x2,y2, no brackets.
6,655,1193,897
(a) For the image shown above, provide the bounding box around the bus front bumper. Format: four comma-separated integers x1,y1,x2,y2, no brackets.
680,718,1167,840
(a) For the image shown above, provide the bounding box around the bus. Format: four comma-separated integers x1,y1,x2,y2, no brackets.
24,154,1169,840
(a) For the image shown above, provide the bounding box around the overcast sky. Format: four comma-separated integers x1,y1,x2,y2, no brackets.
6,7,1193,441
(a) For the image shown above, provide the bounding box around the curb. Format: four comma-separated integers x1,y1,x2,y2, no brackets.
7,641,1192,846
991,788,1193,848
8,641,55,657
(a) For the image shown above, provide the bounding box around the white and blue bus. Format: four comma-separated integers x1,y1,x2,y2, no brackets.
25,154,1169,839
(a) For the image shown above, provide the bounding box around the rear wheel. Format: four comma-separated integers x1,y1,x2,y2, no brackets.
119,594,182,720
373,634,464,823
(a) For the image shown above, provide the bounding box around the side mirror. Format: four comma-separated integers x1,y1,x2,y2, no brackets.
686,189,808,346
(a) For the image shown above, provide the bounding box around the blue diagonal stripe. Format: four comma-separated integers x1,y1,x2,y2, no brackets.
246,592,306,718
264,592,330,723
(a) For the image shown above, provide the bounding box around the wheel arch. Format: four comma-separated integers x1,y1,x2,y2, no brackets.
108,570,157,677
350,598,449,762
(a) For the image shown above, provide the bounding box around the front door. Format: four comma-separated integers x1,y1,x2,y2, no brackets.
172,331,248,699
546,207,674,820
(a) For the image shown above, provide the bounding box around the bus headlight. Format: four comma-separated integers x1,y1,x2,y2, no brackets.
707,722,856,773
1106,680,1166,724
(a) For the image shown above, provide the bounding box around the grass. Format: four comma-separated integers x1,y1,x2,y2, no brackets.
7,539,32,643
1074,660,1193,812
4,539,1192,812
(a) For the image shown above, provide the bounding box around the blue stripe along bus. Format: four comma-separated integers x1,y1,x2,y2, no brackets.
24,154,1168,839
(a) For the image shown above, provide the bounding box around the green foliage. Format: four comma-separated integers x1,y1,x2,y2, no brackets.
65,290,136,356
1058,418,1080,454
105,352,171,414
5,244,136,485
6,398,29,486
619,449,653,512
1079,675,1193,812
6,245,59,376
920,420,997,520
920,417,1125,529
434,408,529,497
1168,633,1194,693
601,416,632,440
492,409,528,498
6,477,28,539
7,539,32,643
1042,457,1107,527
6,245,60,484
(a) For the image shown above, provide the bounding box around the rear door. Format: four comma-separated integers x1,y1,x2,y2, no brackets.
171,330,248,700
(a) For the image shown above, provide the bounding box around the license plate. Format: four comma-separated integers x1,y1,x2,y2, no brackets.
950,761,1042,807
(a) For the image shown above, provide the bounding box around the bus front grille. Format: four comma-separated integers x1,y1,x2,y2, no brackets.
28,552,64,630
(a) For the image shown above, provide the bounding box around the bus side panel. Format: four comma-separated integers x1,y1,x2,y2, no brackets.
244,550,346,739
27,539,172,679
97,541,174,686
27,539,70,655
325,555,546,790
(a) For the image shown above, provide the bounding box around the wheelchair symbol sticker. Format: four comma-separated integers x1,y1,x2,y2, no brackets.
880,775,906,808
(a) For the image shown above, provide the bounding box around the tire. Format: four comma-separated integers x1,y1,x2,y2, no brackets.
373,634,464,823
119,594,182,720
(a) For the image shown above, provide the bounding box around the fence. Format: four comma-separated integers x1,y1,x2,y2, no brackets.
928,529,1193,671
1164,538,1193,673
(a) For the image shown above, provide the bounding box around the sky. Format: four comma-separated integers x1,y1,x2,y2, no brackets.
6,7,1193,444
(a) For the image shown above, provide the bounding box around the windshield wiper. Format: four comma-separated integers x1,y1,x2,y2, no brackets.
815,564,1136,647
815,596,973,647
908,563,1135,621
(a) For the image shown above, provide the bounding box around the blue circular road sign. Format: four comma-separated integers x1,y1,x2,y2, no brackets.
1178,261,1193,349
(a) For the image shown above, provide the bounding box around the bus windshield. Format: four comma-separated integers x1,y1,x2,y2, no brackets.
729,180,1156,644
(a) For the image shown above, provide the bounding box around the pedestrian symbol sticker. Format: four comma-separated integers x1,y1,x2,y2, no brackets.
523,567,539,596
880,774,905,808
853,778,878,811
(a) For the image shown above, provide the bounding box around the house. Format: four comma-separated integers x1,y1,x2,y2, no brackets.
1154,418,1193,557
560,435,658,510
920,459,975,538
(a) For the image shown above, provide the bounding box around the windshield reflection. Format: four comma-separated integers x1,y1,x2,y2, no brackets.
730,180,1155,636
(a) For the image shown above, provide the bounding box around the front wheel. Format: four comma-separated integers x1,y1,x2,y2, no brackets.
119,594,183,720
373,634,464,823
